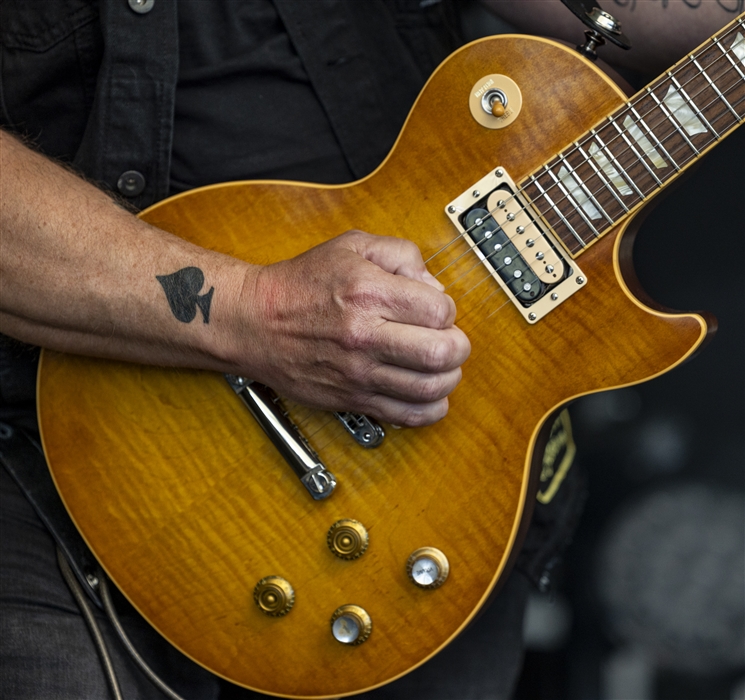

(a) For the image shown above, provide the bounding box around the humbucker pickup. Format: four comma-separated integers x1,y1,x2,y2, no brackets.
445,167,587,323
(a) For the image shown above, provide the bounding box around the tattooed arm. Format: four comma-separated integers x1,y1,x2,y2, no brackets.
0,131,469,426
482,0,740,74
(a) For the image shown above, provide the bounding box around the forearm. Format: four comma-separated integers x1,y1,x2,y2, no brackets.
0,130,254,372
0,131,470,426
482,0,740,74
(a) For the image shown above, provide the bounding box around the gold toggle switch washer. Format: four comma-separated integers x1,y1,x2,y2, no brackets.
331,605,372,645
407,547,450,589
327,519,369,560
253,576,295,617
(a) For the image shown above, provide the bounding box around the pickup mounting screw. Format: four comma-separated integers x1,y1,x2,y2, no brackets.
495,168,504,177
551,293,559,301
576,276,585,285
528,313,537,321
447,205,456,214
472,190,480,198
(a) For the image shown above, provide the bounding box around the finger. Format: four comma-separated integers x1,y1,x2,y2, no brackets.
343,231,445,291
365,270,457,330
361,395,451,428
365,364,463,404
368,323,471,373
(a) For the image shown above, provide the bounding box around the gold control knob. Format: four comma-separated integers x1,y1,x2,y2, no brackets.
330,605,372,645
327,519,369,560
406,547,450,589
253,576,295,617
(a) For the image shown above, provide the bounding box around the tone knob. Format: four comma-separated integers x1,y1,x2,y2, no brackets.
330,605,372,645
406,547,450,589
253,576,295,617
327,519,369,560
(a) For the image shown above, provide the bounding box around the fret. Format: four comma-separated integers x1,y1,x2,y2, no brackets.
575,140,630,214
527,174,586,252
552,155,615,227
701,27,745,124
626,103,681,173
552,145,624,223
587,137,636,199
691,56,741,123
607,114,664,188
667,72,720,139
544,163,604,239
532,164,600,245
552,154,615,226
598,118,660,195
632,90,697,172
518,15,745,259
713,32,745,83
589,129,647,202
678,55,742,139
646,87,701,159
568,140,630,220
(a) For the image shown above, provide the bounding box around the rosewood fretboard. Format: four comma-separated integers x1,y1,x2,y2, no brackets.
521,14,745,256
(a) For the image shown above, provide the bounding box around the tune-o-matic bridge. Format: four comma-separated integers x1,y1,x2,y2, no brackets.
446,167,586,323
334,412,385,448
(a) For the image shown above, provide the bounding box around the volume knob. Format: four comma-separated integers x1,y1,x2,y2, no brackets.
253,576,295,617
330,605,372,645
406,547,450,589
327,519,369,560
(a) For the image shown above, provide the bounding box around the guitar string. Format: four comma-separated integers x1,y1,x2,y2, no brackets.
426,56,745,290
482,30,745,239
425,36,745,271
437,44,745,269
430,85,745,313
293,35,745,438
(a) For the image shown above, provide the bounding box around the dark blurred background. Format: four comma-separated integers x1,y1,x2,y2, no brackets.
462,4,745,699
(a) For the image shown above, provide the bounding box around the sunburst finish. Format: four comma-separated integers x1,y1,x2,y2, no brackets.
38,35,714,697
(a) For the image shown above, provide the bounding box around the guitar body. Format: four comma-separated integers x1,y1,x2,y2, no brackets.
38,36,709,697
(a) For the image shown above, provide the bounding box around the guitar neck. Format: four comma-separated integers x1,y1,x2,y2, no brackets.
521,14,745,256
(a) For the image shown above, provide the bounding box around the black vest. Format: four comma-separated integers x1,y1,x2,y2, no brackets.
0,0,461,408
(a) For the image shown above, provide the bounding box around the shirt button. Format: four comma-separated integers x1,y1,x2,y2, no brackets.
128,0,154,14
117,170,146,197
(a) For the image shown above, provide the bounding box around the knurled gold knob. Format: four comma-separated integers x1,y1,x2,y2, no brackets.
253,576,295,617
327,519,369,560
406,547,450,589
330,605,372,645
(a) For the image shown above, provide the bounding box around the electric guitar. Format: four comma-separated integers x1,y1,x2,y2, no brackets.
37,15,745,698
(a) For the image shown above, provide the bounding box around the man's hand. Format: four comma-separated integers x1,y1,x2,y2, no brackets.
1,132,469,428
232,231,471,427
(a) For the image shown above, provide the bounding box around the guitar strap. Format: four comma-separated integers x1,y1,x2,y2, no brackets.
0,421,102,607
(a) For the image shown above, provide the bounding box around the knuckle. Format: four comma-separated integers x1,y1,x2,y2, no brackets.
424,295,454,329
400,238,423,263
413,373,447,403
398,399,448,428
421,336,455,372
